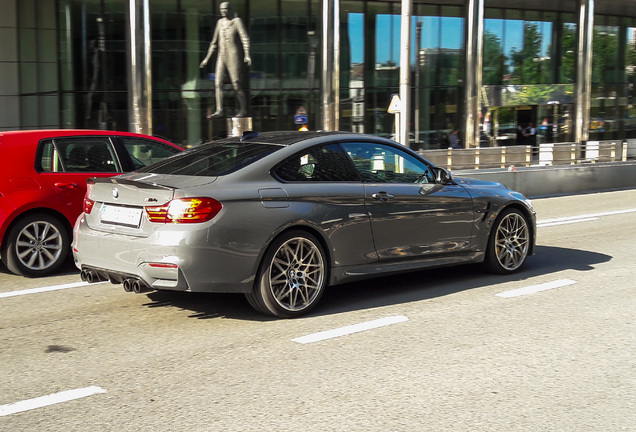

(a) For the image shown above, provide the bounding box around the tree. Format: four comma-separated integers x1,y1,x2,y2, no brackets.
509,22,543,84
483,30,506,85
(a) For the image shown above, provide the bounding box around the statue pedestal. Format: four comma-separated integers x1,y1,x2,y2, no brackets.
227,117,253,137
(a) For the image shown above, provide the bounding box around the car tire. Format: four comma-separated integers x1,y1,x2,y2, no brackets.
247,230,328,318
2,214,69,277
484,208,530,274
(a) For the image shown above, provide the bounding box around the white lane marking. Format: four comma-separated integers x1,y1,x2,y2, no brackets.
538,217,599,227
537,208,636,227
496,279,578,298
0,386,107,417
292,315,408,344
0,281,106,299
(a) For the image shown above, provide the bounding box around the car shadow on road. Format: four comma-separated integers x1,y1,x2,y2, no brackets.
138,245,611,321
143,290,265,321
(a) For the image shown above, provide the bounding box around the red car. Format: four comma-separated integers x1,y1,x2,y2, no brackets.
0,130,184,277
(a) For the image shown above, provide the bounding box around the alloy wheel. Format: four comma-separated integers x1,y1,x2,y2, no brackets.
14,220,64,271
268,236,325,313
494,212,529,271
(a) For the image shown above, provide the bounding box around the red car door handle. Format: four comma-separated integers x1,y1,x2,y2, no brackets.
54,182,79,189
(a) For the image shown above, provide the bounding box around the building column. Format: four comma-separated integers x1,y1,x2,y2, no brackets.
464,0,484,148
322,0,339,131
574,0,594,143
185,8,201,146
126,0,152,135
398,0,412,147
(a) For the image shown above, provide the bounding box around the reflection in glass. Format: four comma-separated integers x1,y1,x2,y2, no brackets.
342,6,364,133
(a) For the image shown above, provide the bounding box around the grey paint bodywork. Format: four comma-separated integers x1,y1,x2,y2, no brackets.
73,132,536,294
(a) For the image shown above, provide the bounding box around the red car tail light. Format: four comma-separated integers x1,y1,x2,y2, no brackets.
83,183,95,214
145,198,222,224
148,263,178,269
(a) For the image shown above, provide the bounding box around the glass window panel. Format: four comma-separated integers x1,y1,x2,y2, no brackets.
50,137,119,172
120,137,182,169
340,142,434,184
143,142,280,176
484,18,505,85
276,144,359,182
103,1,128,92
21,95,39,127
41,95,59,128
61,93,76,128
21,63,38,94
593,25,621,83
250,3,279,85
38,63,58,93
342,2,364,133
19,28,37,62
485,8,503,19
418,16,440,86
282,0,308,81
626,27,636,85
18,0,36,28
504,19,524,84
506,9,522,21
38,0,57,29
561,19,577,84
376,13,400,71
525,11,540,22
522,21,548,84
439,15,464,86
38,140,61,173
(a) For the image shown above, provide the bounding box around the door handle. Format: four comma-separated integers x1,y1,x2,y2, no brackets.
54,182,78,189
371,192,394,202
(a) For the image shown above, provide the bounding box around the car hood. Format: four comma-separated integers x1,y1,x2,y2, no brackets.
453,177,506,189
453,176,532,208
116,172,218,189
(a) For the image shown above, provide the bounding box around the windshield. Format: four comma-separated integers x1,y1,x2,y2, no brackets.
138,142,281,176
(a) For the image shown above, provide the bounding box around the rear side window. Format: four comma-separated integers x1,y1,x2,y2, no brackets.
38,137,120,173
120,137,181,169
141,142,280,176
275,143,359,182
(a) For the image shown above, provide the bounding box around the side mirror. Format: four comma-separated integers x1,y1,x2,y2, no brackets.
435,167,453,185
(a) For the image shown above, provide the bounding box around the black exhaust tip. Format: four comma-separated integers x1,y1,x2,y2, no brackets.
131,279,148,294
123,278,134,293
81,269,95,283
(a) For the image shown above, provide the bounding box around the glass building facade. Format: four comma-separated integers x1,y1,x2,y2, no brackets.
2,0,636,150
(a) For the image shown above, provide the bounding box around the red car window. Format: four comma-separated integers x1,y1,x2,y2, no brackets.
38,137,120,173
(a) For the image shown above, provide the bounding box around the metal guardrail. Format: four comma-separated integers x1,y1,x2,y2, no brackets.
419,140,631,171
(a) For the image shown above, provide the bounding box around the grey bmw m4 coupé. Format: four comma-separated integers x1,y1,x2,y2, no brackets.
73,131,536,318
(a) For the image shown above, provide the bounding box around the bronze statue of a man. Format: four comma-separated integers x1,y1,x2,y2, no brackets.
200,2,251,118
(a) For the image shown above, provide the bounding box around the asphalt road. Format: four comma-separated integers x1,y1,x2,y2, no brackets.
1,190,635,431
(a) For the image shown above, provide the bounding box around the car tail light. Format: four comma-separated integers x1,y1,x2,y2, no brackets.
148,263,178,269
83,183,95,214
145,198,222,224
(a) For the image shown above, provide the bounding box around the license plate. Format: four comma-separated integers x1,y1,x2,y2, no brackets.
100,204,143,228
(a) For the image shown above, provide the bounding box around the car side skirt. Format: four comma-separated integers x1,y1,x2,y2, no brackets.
329,251,484,286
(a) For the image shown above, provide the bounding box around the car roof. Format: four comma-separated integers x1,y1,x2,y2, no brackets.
214,131,352,146
0,129,176,145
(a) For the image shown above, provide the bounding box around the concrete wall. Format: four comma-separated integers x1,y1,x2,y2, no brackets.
0,0,20,130
455,162,636,198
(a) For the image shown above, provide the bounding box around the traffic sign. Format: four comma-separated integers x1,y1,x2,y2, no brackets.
387,94,401,113
294,114,308,124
